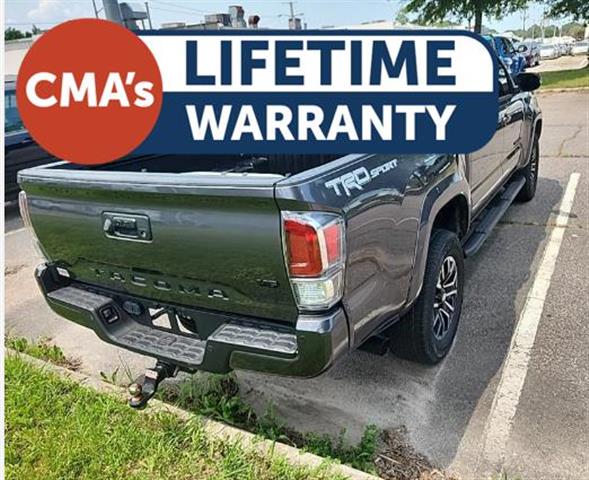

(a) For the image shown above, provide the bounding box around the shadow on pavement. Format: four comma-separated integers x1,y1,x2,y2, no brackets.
5,201,23,233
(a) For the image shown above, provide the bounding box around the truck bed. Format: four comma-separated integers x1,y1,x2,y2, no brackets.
52,153,341,176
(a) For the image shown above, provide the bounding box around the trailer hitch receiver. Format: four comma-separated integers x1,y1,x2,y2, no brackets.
128,361,178,409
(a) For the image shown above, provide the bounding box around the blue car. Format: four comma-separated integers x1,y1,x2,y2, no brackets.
483,35,526,77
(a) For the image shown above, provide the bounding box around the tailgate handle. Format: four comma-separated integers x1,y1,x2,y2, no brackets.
103,212,152,241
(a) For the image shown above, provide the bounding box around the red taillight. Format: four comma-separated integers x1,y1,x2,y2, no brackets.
283,213,344,278
284,219,323,277
323,222,342,264
282,212,345,311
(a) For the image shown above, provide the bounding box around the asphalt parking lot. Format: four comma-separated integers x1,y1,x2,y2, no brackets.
4,91,588,480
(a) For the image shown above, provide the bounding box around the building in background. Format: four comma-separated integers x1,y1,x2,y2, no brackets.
5,37,38,77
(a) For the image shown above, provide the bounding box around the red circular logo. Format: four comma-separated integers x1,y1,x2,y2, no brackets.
17,19,162,165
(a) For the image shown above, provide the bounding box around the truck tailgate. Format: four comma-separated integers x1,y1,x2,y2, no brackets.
19,169,298,323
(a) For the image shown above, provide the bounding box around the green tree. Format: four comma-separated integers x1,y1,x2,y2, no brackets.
395,7,410,25
5,27,31,41
508,21,584,40
404,0,530,33
544,0,588,21
562,22,586,40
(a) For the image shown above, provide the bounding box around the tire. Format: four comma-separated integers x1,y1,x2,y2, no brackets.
390,229,464,365
516,135,539,202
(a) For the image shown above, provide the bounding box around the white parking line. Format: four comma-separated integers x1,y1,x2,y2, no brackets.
4,227,26,236
482,172,581,466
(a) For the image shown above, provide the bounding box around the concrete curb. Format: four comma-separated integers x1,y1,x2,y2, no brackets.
538,87,589,94
7,350,380,480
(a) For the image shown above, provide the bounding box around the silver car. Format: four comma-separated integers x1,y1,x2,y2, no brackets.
540,44,558,60
572,40,588,56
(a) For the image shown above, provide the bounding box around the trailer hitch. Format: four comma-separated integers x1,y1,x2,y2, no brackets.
128,361,178,409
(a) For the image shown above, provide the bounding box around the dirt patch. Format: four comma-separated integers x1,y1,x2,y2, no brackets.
376,428,458,480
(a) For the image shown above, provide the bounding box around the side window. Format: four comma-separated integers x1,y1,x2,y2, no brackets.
5,91,25,133
503,39,516,55
498,64,511,97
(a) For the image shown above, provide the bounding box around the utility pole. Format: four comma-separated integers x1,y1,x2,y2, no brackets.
145,1,153,29
522,8,527,33
280,1,303,30
91,0,101,18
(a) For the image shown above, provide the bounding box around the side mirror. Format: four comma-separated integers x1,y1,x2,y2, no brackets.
517,45,527,53
516,72,541,92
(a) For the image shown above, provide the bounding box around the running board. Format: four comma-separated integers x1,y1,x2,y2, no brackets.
463,176,525,257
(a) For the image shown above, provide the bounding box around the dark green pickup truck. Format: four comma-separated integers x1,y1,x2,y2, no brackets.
18,66,542,408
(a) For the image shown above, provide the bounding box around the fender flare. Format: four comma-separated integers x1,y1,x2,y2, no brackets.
405,163,471,307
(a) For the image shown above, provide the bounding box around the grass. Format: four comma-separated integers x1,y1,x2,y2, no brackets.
5,354,346,480
158,374,379,473
6,337,379,474
540,65,589,89
6,336,80,369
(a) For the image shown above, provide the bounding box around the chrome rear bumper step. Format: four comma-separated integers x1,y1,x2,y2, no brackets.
48,286,110,311
210,322,297,355
119,326,206,365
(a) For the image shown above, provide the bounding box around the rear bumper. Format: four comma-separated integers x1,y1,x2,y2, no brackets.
36,263,349,377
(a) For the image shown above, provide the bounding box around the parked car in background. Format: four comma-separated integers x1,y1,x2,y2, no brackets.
557,41,572,56
484,35,526,76
540,44,559,60
4,76,56,202
552,43,565,57
572,40,589,56
517,41,541,67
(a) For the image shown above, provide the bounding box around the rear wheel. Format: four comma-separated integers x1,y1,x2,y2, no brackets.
516,135,539,202
391,229,464,364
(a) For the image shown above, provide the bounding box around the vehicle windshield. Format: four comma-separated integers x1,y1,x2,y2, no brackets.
5,89,25,133
503,38,516,54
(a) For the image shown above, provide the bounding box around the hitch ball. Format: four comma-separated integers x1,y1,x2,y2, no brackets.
128,361,178,409
128,383,142,397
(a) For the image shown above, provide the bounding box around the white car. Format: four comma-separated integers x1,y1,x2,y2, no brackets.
540,45,558,59
572,40,588,56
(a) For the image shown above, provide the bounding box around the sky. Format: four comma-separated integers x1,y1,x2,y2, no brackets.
4,0,571,33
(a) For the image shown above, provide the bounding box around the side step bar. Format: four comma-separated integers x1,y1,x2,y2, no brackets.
463,176,525,257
